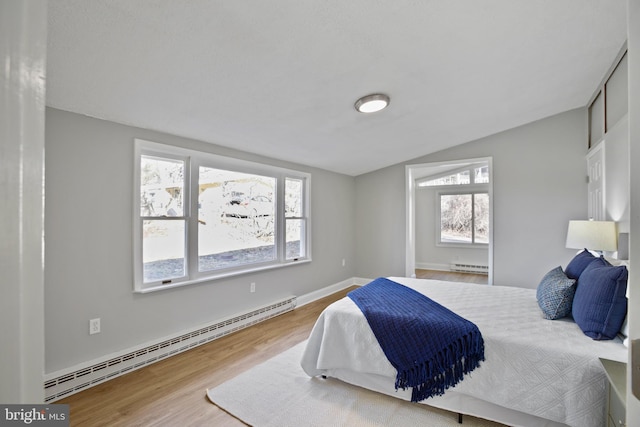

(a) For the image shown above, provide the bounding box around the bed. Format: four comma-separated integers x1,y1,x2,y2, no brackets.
300,276,627,427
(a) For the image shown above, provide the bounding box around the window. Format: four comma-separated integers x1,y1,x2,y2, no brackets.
417,162,490,246
419,170,470,186
140,155,187,283
418,165,489,187
588,49,627,148
197,167,276,273
439,192,489,244
473,165,489,184
285,177,306,260
134,139,311,292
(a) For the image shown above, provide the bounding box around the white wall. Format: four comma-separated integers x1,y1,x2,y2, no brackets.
602,115,630,232
44,108,356,374
0,0,47,403
626,0,640,421
415,186,488,270
355,108,588,288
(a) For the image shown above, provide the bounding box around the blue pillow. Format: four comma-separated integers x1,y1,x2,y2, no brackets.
536,267,577,320
564,250,597,280
571,262,628,340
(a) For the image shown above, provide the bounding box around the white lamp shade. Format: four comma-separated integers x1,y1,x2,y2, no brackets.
565,220,617,252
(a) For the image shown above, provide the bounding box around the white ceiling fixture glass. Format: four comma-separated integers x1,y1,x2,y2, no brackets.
354,94,390,113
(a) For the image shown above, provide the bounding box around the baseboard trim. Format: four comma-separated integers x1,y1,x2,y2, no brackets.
415,262,450,271
295,277,371,307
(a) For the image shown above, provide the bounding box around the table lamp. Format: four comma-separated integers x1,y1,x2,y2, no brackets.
565,220,617,254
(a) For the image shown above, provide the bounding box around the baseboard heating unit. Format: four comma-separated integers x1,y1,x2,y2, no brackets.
44,296,296,402
450,263,489,274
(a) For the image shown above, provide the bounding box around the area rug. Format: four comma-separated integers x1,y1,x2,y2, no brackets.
206,341,502,427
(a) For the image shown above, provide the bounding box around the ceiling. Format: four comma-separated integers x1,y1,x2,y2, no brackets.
46,1,627,176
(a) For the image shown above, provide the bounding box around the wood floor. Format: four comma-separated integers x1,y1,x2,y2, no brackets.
59,287,356,427
59,271,484,426
415,269,488,284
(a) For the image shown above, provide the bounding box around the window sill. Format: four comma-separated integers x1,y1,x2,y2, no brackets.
134,258,311,294
436,242,489,249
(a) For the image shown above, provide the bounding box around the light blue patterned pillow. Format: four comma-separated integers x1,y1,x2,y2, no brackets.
536,267,577,320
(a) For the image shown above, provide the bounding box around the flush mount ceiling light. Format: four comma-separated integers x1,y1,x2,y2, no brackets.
354,93,390,113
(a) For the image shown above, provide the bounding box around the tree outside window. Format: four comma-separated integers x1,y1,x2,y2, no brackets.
439,192,489,245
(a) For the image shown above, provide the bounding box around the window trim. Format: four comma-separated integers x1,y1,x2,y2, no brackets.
133,139,311,293
417,165,472,187
417,163,489,187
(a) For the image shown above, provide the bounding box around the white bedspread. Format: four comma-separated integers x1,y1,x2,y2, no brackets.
301,277,627,427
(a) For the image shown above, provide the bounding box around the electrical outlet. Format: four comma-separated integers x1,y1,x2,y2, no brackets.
250,282,256,293
342,258,346,267
89,318,101,335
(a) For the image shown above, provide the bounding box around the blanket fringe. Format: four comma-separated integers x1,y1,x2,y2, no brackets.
395,331,485,402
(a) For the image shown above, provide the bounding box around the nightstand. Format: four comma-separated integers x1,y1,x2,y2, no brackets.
600,358,626,427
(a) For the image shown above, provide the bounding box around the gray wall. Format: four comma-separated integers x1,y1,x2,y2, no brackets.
355,163,408,278
602,115,630,232
44,108,356,374
355,108,589,288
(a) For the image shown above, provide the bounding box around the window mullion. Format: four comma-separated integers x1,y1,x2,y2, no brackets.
187,157,199,279
277,175,285,262
471,193,476,244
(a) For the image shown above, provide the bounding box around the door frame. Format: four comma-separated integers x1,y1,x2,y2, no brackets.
405,157,494,284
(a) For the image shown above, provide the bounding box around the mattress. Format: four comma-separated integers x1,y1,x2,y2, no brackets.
301,277,627,427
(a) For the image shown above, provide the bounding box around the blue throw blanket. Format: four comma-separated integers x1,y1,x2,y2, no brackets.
348,278,485,402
